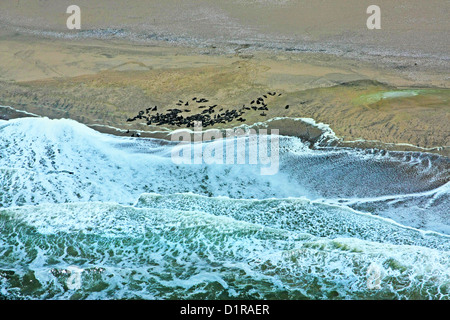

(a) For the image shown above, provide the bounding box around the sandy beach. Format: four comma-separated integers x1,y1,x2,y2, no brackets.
0,0,448,154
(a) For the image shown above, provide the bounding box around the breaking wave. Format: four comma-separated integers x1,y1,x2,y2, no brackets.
0,117,448,299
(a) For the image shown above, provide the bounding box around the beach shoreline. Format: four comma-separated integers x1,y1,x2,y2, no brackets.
0,1,448,156
2,105,448,158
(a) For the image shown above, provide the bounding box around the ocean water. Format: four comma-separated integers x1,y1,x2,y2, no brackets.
0,117,449,300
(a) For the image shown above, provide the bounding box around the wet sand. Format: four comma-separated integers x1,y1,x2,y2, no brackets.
1,1,448,60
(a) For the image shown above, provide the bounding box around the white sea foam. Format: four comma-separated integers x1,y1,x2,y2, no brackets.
0,105,40,117
0,116,448,234
1,200,449,299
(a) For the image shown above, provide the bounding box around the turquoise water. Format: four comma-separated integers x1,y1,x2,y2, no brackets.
0,117,449,299
357,90,422,104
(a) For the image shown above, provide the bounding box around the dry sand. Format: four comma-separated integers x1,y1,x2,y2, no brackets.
0,1,448,155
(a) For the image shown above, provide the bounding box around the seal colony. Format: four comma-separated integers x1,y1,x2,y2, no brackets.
125,92,282,132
